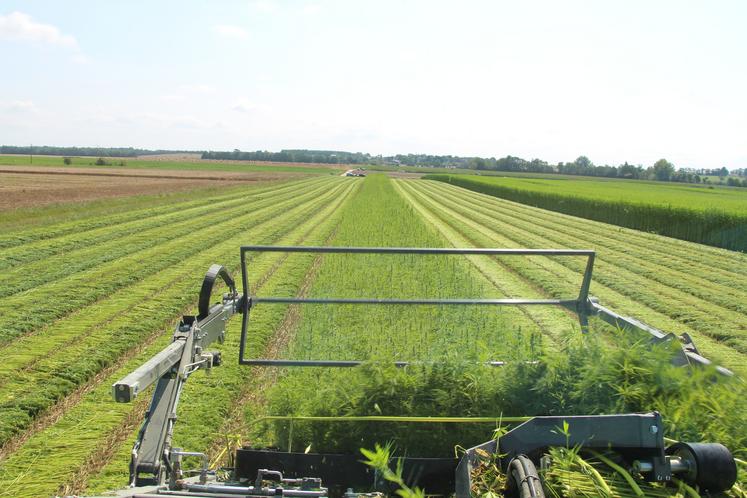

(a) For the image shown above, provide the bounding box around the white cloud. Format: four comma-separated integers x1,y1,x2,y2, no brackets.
1,100,38,113
301,3,321,15
250,1,279,14
231,97,270,114
232,98,257,113
71,53,91,64
160,84,214,102
178,84,215,94
0,11,77,48
250,1,320,16
140,112,222,130
213,24,248,40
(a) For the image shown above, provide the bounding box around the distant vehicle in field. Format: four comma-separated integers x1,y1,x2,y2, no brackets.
345,168,366,177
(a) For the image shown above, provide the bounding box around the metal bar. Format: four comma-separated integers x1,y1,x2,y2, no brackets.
240,359,512,367
238,249,250,365
241,245,594,256
590,301,733,376
252,296,577,306
238,246,596,367
252,415,532,424
578,252,595,303
591,301,670,340
242,358,405,367
113,341,185,402
683,350,734,376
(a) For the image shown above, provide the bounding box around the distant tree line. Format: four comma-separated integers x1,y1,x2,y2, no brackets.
3,144,744,187
0,145,197,157
201,149,747,187
201,149,372,164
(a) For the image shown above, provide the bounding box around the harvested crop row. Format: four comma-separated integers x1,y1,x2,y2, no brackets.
399,180,747,375
286,175,547,364
0,181,345,394
0,181,345,380
82,183,360,496
424,179,747,278
410,180,747,352
421,179,747,296
0,179,359,498
0,179,297,251
393,181,581,346
0,177,323,271
0,181,342,380
0,180,340,344
0,178,333,297
424,174,747,251
0,180,350,448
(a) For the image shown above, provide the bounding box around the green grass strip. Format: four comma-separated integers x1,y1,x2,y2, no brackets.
425,174,747,252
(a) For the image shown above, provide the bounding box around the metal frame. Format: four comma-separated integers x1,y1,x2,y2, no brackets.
239,246,595,367
238,245,731,375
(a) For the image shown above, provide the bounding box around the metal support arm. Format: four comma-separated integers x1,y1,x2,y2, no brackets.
584,299,733,376
112,264,241,487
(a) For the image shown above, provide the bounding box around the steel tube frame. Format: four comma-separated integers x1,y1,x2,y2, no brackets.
239,246,595,367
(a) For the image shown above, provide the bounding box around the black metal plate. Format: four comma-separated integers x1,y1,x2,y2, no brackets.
236,449,457,496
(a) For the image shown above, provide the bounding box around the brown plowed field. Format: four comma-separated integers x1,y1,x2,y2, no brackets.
0,166,290,209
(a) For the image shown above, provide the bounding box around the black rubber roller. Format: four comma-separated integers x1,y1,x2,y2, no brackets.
666,442,737,493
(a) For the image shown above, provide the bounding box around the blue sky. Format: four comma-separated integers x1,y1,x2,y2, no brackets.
1,0,745,168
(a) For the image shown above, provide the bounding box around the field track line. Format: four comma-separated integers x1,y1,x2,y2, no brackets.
202,221,344,468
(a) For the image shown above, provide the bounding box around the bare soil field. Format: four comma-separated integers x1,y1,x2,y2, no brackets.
0,166,290,209
135,153,349,169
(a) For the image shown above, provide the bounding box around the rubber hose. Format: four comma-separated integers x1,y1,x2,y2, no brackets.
509,455,545,498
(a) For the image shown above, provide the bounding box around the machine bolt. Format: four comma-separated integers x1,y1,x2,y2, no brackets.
650,425,659,434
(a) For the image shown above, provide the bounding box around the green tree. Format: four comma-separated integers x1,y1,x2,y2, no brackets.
574,155,592,169
652,158,675,181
